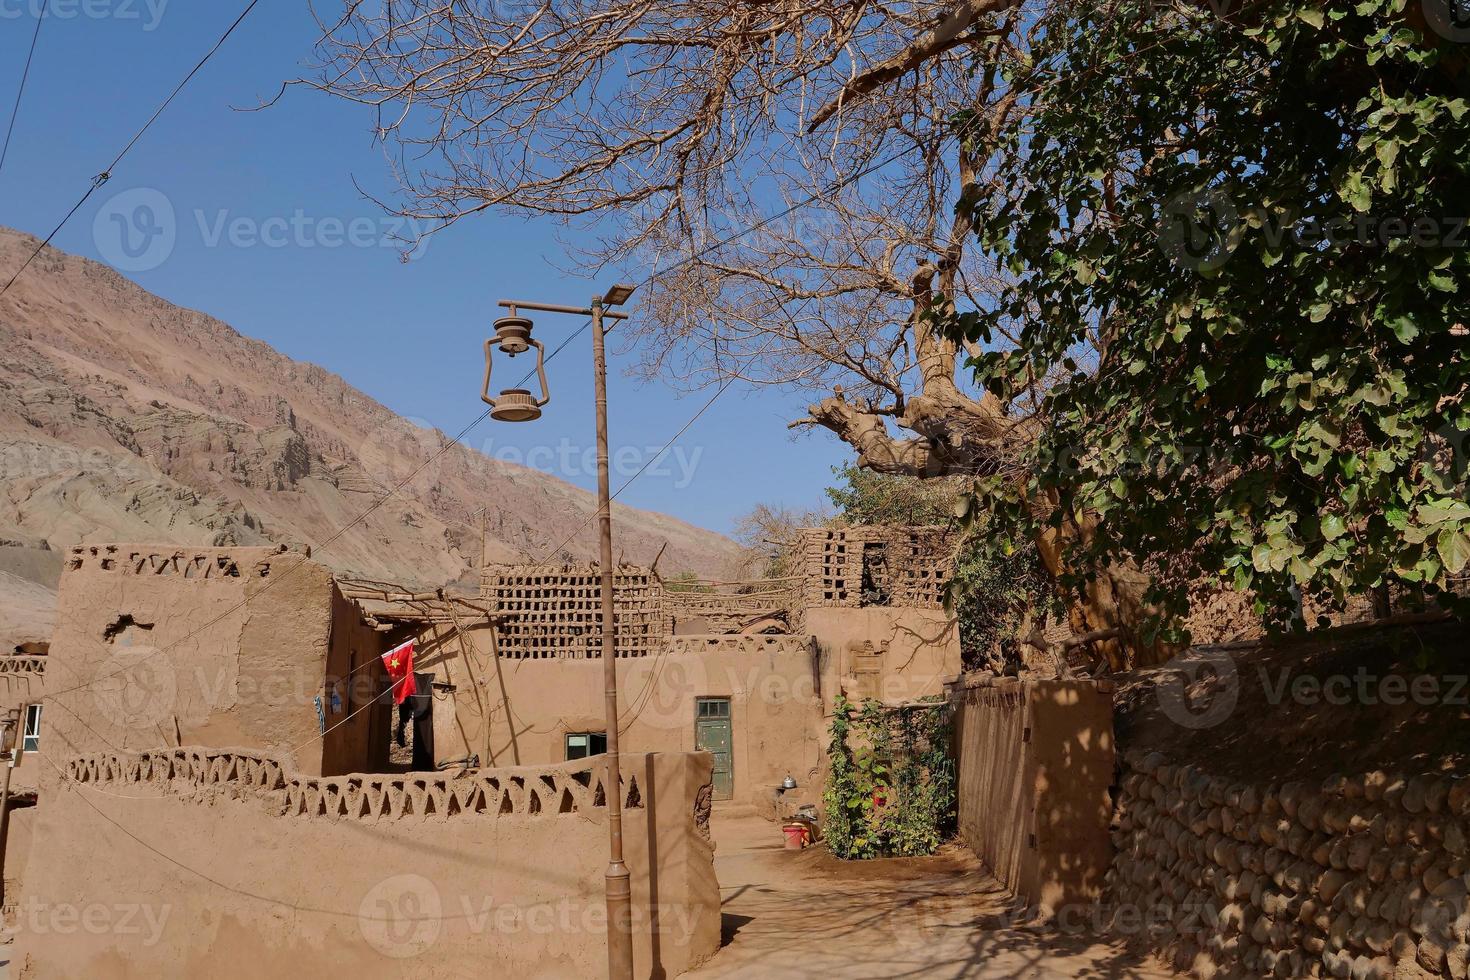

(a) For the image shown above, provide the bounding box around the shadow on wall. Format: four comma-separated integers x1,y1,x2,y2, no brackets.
948,675,1115,913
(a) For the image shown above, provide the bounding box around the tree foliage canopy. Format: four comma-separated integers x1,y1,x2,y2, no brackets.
947,0,1470,634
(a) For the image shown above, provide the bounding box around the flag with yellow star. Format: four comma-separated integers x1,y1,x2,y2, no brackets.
380,639,417,704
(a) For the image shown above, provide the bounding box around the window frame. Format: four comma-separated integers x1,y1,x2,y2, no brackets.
564,730,608,760
23,703,42,753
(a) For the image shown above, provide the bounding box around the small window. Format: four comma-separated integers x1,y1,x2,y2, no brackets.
565,731,607,760
696,698,729,719
23,703,42,753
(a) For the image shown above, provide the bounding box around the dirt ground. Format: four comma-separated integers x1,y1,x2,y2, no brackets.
689,808,1179,979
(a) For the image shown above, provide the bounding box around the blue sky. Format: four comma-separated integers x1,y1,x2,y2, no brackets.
0,2,849,536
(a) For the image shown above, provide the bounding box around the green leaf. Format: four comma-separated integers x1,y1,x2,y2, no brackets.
1321,514,1347,541
1419,500,1470,525
1435,529,1470,575
1376,139,1399,170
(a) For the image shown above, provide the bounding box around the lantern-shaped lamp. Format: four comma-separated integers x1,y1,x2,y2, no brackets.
481,310,549,422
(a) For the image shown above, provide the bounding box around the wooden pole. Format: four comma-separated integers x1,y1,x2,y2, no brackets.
0,703,26,907
593,298,633,980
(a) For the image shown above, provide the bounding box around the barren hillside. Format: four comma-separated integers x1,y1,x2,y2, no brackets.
0,228,741,650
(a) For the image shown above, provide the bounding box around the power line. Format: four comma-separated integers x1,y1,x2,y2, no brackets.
0,0,262,299
38,323,583,705
40,111,991,704
0,0,47,176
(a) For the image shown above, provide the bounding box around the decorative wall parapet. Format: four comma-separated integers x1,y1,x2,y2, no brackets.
0,656,46,677
63,748,693,828
663,634,813,658
65,544,303,580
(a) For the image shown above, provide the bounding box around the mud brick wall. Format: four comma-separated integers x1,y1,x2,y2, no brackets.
948,673,1116,911
480,562,669,658
1108,751,1470,979
21,749,720,979
799,526,952,609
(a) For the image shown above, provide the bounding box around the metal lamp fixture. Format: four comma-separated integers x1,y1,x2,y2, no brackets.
492,308,534,354
481,307,549,422
479,283,638,980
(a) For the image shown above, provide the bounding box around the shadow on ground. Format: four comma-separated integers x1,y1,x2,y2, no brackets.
689,811,1176,980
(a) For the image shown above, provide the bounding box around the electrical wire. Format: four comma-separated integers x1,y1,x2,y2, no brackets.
0,0,47,176
13,18,1275,936
0,0,262,298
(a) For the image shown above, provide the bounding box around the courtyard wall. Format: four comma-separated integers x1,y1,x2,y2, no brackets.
15,748,719,979
948,673,1116,912
422,631,826,808
45,544,386,779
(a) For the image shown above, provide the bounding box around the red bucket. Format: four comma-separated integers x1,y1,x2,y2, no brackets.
782,823,808,850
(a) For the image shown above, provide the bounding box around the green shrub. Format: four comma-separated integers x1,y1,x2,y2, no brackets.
821,695,955,860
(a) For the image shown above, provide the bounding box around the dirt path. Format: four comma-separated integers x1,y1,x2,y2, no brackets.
689,809,1179,979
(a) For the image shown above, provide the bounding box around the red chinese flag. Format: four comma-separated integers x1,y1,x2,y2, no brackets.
381,639,417,704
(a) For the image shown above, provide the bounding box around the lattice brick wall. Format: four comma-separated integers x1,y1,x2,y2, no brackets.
798,526,953,609
479,563,669,659
661,588,794,633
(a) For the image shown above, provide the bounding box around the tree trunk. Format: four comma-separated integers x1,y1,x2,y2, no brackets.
1032,496,1178,670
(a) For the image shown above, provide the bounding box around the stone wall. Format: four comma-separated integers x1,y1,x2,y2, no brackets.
17,748,720,978
1108,751,1470,979
947,673,1116,912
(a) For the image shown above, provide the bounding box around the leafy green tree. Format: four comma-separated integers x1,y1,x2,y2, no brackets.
947,0,1470,636
824,462,964,526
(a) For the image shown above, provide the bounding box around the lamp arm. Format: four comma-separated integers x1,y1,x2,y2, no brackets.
480,339,499,407
530,338,551,407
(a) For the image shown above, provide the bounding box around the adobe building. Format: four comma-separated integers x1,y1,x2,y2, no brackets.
17,543,721,978
0,646,45,902
384,526,963,813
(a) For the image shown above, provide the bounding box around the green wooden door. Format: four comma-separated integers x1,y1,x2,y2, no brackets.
694,697,733,801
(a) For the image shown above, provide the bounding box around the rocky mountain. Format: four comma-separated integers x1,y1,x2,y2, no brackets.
0,228,741,651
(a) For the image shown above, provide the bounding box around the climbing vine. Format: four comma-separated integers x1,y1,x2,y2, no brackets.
822,695,956,860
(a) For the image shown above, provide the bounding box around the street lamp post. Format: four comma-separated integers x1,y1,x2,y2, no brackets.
481,284,637,980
